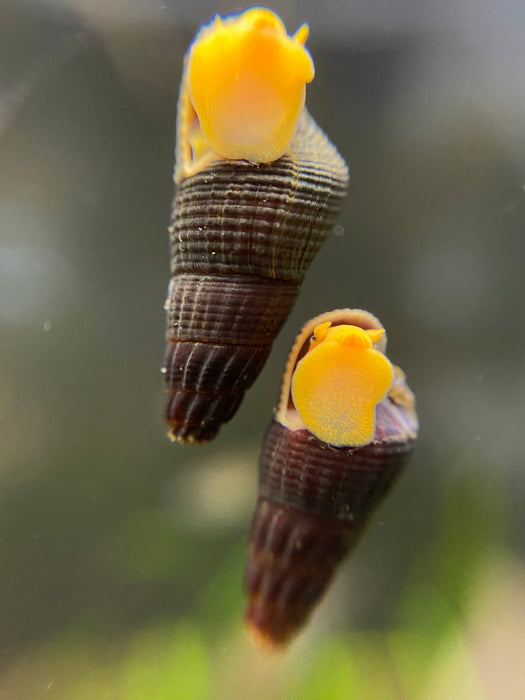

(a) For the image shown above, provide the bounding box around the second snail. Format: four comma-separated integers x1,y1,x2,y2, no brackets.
163,8,348,443
245,309,418,648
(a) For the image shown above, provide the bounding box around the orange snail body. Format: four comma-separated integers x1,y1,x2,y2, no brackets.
244,309,418,648
163,9,349,442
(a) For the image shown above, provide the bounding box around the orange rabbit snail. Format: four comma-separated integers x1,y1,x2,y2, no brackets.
245,308,419,648
163,8,349,442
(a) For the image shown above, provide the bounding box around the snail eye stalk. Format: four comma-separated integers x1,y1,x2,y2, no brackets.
309,320,331,349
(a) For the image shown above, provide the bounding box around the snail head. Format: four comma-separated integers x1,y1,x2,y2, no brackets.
292,323,394,447
185,7,314,164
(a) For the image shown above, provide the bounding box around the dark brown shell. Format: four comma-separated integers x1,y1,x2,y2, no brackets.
164,112,348,442
244,309,418,648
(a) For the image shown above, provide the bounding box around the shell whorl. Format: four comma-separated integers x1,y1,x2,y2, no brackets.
164,275,299,442
165,110,348,442
244,309,418,648
169,111,348,281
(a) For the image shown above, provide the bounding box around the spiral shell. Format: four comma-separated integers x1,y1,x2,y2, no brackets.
163,9,349,443
244,309,418,648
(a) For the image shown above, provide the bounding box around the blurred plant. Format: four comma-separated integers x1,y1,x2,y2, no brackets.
0,476,517,700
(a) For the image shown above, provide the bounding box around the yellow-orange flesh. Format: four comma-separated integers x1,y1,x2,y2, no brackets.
291,324,394,447
185,7,314,163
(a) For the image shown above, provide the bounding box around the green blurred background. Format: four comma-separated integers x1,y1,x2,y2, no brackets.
1,0,525,698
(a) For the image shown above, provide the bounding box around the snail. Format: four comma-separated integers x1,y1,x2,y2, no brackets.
163,8,349,443
244,309,418,649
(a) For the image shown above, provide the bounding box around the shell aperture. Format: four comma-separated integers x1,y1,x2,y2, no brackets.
291,324,395,447
185,8,314,164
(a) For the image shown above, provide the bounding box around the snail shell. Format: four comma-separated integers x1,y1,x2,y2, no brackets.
244,309,418,648
163,9,349,443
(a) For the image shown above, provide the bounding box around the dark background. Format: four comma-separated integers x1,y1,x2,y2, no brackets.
1,1,524,697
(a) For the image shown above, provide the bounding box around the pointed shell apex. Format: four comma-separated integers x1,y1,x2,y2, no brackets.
245,620,287,653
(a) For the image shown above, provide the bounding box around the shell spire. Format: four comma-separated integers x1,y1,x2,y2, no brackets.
244,309,418,648
163,8,349,443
